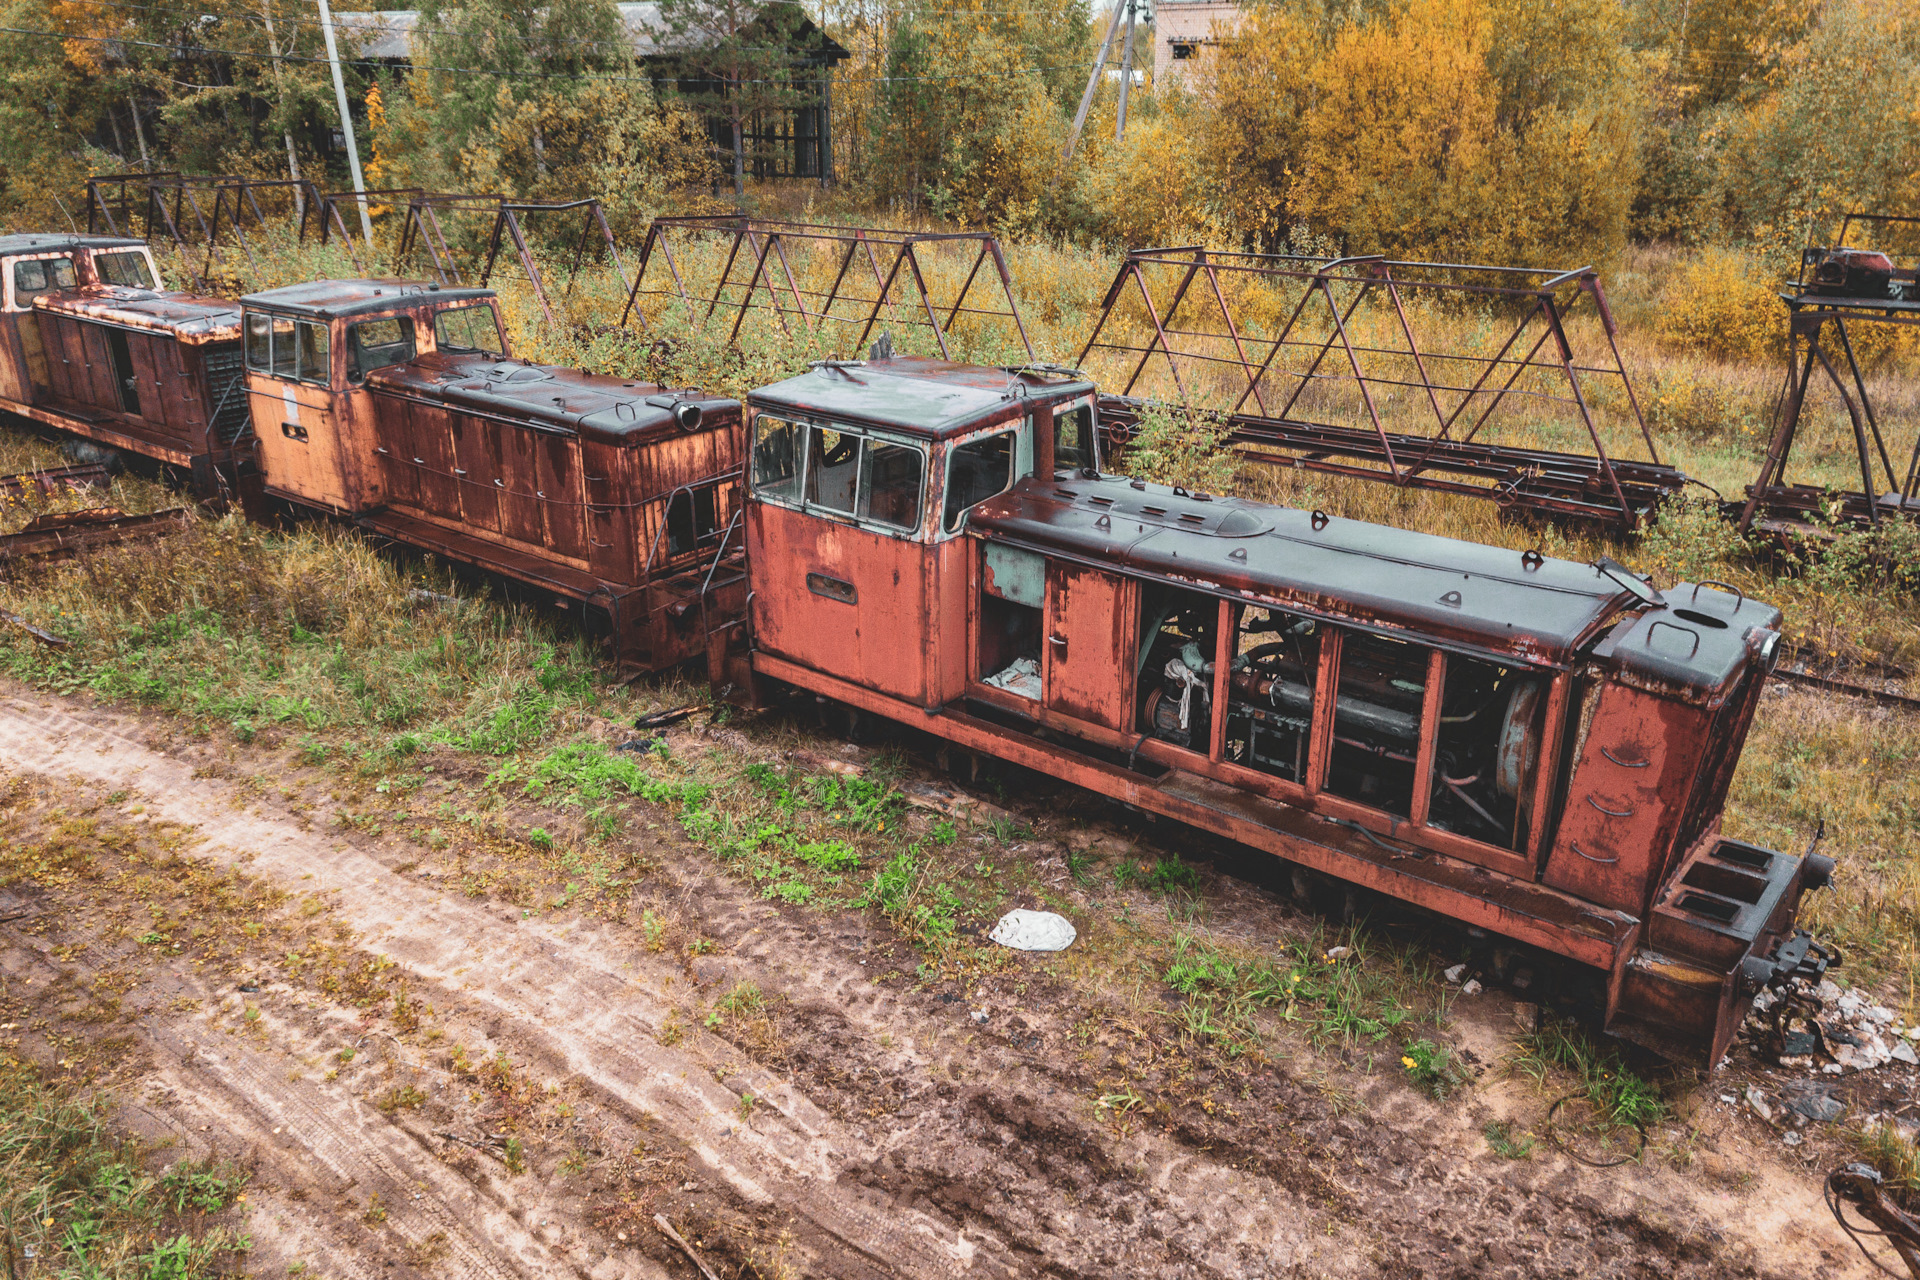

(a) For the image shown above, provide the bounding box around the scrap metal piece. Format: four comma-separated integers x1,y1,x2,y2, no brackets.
0,464,107,500
1079,249,1676,530
1829,1164,1920,1279
0,507,191,573
619,216,1035,362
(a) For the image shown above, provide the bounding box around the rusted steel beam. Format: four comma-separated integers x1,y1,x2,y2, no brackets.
1084,246,1666,529
1098,395,1686,527
1737,213,1920,533
621,216,1033,360
0,464,108,500
0,507,190,573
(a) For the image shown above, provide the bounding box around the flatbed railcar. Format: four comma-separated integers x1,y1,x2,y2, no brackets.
233,279,746,671
716,351,1834,1068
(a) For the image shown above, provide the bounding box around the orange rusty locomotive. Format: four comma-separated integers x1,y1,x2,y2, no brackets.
0,259,745,671
232,279,744,670
718,351,1832,1068
0,234,249,497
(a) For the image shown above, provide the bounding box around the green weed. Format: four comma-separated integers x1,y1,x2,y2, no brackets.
1512,1016,1667,1128
0,1057,250,1277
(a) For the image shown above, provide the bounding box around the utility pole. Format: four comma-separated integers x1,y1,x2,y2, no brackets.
316,0,374,252
1115,0,1136,144
1054,3,1127,186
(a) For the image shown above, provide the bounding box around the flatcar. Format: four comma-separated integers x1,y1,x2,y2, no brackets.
0,234,247,496
233,279,746,670
721,350,1832,1067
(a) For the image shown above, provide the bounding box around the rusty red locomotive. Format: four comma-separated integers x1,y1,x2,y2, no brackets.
718,352,1831,1068
0,237,1829,1065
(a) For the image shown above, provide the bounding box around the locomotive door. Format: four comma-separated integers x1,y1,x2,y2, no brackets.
1042,562,1137,731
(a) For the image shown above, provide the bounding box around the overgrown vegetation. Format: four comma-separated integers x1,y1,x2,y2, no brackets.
0,1054,250,1277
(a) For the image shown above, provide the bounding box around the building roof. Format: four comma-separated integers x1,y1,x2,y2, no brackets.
0,234,145,256
367,350,740,447
332,2,847,63
240,279,494,321
37,287,240,341
748,354,1095,442
968,473,1642,666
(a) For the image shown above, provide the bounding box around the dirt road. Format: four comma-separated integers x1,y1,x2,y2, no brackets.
0,687,1884,1278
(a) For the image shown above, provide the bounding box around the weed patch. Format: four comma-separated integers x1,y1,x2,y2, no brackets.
0,1055,250,1277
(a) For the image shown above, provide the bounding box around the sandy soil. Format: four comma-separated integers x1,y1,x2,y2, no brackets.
0,686,1894,1279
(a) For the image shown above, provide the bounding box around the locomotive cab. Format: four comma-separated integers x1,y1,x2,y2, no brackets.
239,279,746,670
739,351,1830,1068
739,353,1096,708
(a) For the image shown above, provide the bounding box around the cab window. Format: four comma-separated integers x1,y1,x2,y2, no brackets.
245,312,330,385
944,430,1014,532
433,304,504,356
1055,399,1097,472
347,317,415,382
13,257,75,308
751,414,802,501
94,251,156,289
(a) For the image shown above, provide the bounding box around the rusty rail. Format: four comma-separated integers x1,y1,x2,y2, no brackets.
618,215,1034,362
0,507,191,573
0,463,108,500
1078,247,1670,529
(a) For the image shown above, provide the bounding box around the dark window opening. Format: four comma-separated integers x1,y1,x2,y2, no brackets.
434,304,504,356
1055,401,1097,473
1425,655,1546,850
944,431,1014,532
1222,604,1322,784
1137,584,1220,752
13,256,75,307
1324,630,1430,819
95,251,156,289
751,414,801,499
347,316,415,382
1171,42,1197,60
105,327,141,415
665,483,722,558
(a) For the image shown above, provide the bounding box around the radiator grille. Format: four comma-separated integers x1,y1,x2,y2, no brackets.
202,343,252,445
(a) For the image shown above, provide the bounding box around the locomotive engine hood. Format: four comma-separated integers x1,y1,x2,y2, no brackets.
35,288,242,344
967,473,1779,701
366,351,739,445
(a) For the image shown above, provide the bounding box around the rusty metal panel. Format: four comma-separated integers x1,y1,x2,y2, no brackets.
408,400,462,518
446,412,502,534
582,440,635,584
1540,685,1706,915
494,424,546,550
747,500,929,705
534,431,588,561
1042,561,1137,731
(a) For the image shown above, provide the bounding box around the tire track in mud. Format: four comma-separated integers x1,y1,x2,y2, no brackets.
2,909,557,1280
0,695,1009,1279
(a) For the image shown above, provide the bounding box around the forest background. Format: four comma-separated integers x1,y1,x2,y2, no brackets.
0,0,1910,292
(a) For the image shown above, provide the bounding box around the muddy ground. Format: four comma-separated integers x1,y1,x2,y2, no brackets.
0,683,1902,1279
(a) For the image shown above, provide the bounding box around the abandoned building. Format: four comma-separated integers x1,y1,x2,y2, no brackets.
332,1,849,183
